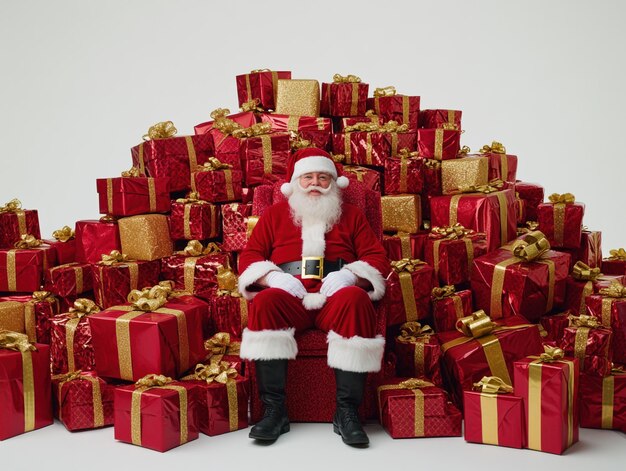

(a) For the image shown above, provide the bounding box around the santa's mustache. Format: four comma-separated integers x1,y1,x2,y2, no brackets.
297,182,333,195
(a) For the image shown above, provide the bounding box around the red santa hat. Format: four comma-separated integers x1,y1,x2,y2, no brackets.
280,147,350,197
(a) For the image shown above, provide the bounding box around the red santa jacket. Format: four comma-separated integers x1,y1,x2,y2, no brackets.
238,200,389,301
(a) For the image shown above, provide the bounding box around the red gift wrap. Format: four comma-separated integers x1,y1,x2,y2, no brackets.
93,259,160,309
537,195,585,249
260,113,332,149
343,165,381,192
332,130,416,167
202,112,256,170
384,151,424,194
52,370,114,431
417,128,461,160
540,312,570,343
236,70,291,111
382,231,428,261
513,351,579,454
114,378,199,452
191,165,243,203
240,132,290,187
586,285,626,364
0,336,53,441
384,260,436,326
96,176,170,217
0,247,50,292
366,93,420,129
0,201,40,249
170,200,220,241
221,203,255,253
195,110,256,136
579,370,626,431
561,317,612,376
558,230,602,270
50,303,98,375
419,109,462,129
432,288,473,333
425,230,488,286
479,142,518,183
0,293,61,344
321,79,369,117
43,238,75,265
44,262,93,298
335,113,381,132
75,219,121,264
394,325,442,385
564,271,624,317
514,181,544,222
208,292,249,338
602,250,626,276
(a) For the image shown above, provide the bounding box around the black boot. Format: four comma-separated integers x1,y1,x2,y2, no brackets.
333,369,369,446
249,359,290,441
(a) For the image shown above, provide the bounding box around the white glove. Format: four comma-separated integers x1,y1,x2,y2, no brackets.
264,271,308,299
319,269,357,297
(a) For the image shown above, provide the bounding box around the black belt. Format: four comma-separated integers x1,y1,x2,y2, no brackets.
278,257,347,280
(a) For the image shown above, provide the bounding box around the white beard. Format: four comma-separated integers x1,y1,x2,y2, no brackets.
287,180,343,257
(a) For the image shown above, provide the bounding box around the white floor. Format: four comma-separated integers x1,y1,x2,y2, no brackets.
3,421,625,471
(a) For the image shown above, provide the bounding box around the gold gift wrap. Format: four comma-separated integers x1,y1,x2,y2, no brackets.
0,301,26,334
381,195,422,234
441,156,489,195
118,214,173,261
275,79,320,116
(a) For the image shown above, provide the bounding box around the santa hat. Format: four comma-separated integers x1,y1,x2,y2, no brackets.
280,147,350,197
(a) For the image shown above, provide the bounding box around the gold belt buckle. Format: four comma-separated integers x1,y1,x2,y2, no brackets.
301,256,324,280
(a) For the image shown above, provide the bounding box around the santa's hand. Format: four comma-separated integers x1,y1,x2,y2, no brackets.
319,269,357,297
265,271,308,299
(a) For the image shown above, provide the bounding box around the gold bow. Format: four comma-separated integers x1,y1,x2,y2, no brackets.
424,159,441,170
397,321,433,342
457,145,471,157
568,314,601,329
14,234,42,249
572,261,601,281
391,258,426,273
517,221,539,236
142,121,177,141
179,240,222,257
192,361,238,384
135,374,173,388
121,166,142,177
231,122,272,139
210,108,243,136
333,73,361,83
374,86,397,97
431,285,456,300
52,225,75,242
429,223,477,240
204,332,241,356
290,132,312,151
175,192,210,204
397,148,419,160
240,98,265,113
127,282,176,312
599,281,626,299
456,179,504,194
509,230,551,262
250,68,271,73
607,248,626,261
538,345,565,362
0,198,23,213
99,215,117,223
479,141,506,154
68,298,101,319
473,376,513,394
0,330,37,352
456,310,496,338
441,123,459,131
31,291,56,303
216,264,240,295
197,157,233,172
396,378,434,389
548,193,575,204
331,153,347,163
53,370,85,383
99,250,130,265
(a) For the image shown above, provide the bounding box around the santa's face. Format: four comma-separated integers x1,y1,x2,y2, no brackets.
298,172,332,196
288,172,342,232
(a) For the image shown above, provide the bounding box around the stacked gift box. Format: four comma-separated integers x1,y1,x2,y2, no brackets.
1,67,626,454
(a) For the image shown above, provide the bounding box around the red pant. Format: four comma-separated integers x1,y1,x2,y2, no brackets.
248,286,377,338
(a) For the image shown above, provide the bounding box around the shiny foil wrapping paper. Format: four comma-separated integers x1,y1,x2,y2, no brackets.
96,177,170,217
471,246,570,322
381,195,422,234
130,133,214,192
50,313,96,375
118,214,173,261
463,390,525,449
430,189,518,252
0,295,60,344
0,248,47,292
514,181,545,222
275,79,320,116
52,371,114,431
384,264,436,325
195,111,257,136
343,165,381,192
382,232,428,261
89,296,208,381
439,318,544,407
540,312,570,343
207,294,249,338
513,356,579,454
221,203,254,253
432,289,473,333
419,109,462,129
417,128,461,160
92,260,160,309
561,324,612,376
335,114,381,132
191,168,243,203
44,262,93,298
557,230,602,270
394,336,442,386
425,236,489,286
384,155,424,194
332,131,416,167
198,112,256,168
366,95,420,129
0,343,53,440
579,371,626,431
602,259,626,276
43,238,76,265
236,70,291,110
321,81,368,117
160,252,233,298
537,201,585,249
170,201,220,241
240,132,290,187
586,295,626,365
0,208,40,249
114,381,200,452
441,156,489,195
563,275,624,317
485,152,518,183
260,113,332,149
75,219,121,264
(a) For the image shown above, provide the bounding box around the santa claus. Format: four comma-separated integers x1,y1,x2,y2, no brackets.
238,147,389,446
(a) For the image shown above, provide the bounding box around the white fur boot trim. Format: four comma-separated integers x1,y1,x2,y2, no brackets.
326,330,385,373
239,328,298,360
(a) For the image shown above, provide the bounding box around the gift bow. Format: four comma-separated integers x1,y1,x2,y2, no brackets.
231,122,273,139
429,223,477,240
457,145,471,157
52,225,75,242
216,264,239,293
396,378,434,390
240,98,265,113
54,370,85,383
344,120,409,134
607,248,626,261
333,73,361,83
68,299,101,319
431,285,456,300
175,192,210,204
121,166,142,177
572,261,601,281
517,221,539,236
548,193,575,204
192,361,238,384
290,133,312,151
99,215,117,223
397,321,433,342
250,68,271,73
204,332,241,356
441,123,459,131
0,330,37,352
14,234,42,249
391,258,426,273
180,240,222,257
473,376,513,394
479,141,506,154
210,108,244,136
599,281,626,299
197,157,233,172
568,314,601,329
342,166,369,179
423,159,441,170
31,291,56,303
127,281,176,311
398,148,419,160
99,250,130,265
509,230,551,262
143,121,177,141
538,345,565,362
135,374,173,388
456,310,496,338
374,86,397,97
456,179,504,194
0,198,23,213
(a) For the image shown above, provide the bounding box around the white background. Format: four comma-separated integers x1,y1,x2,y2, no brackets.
2,0,626,469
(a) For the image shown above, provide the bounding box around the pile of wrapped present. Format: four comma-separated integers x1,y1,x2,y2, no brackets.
1,69,625,454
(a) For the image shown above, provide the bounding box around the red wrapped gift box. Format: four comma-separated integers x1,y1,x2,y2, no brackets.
343,165,381,192
75,219,121,264
332,130,416,167
0,293,60,344
335,113,381,132
382,231,428,261
579,370,626,430
513,350,579,454
44,262,93,298
52,370,114,431
394,324,442,385
43,234,76,265
432,287,473,333
208,292,249,338
89,295,207,381
514,181,544,222
540,312,570,343
602,249,626,276
419,109,462,129
384,260,436,326
471,232,570,322
191,164,243,203
92,259,160,309
537,194,585,249
236,70,291,111
557,230,602,270
260,113,331,149
96,176,170,217
0,246,51,292
384,150,424,194
430,189,517,253
131,130,214,193
240,132,290,187
479,142,518,183
114,378,199,452
417,128,461,160
194,109,256,136
366,92,420,129
203,333,245,376
564,270,624,317
321,78,369,117
586,283,626,364
0,200,41,249
221,203,255,253
561,316,612,376
170,199,220,241
439,316,543,407
0,335,53,441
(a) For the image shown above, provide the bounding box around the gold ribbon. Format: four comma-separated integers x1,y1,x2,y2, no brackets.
14,234,42,249
99,250,130,265
344,120,409,134
607,248,626,261
142,121,177,141
397,148,419,192
602,375,615,429
572,261,601,281
548,193,576,204
52,371,105,427
396,321,433,343
391,259,426,322
65,299,100,372
204,332,241,358
547,193,575,246
473,375,513,445
597,282,626,327
0,198,23,213
210,108,243,137
598,281,626,299
431,285,456,300
568,314,601,367
231,122,272,139
195,158,235,201
473,376,513,394
240,98,265,113
24,291,57,342
333,73,361,83
456,310,496,338
179,240,222,257
373,86,396,97
52,226,75,242
479,141,506,154
377,378,434,437
430,223,477,240
260,134,273,176
455,179,504,195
